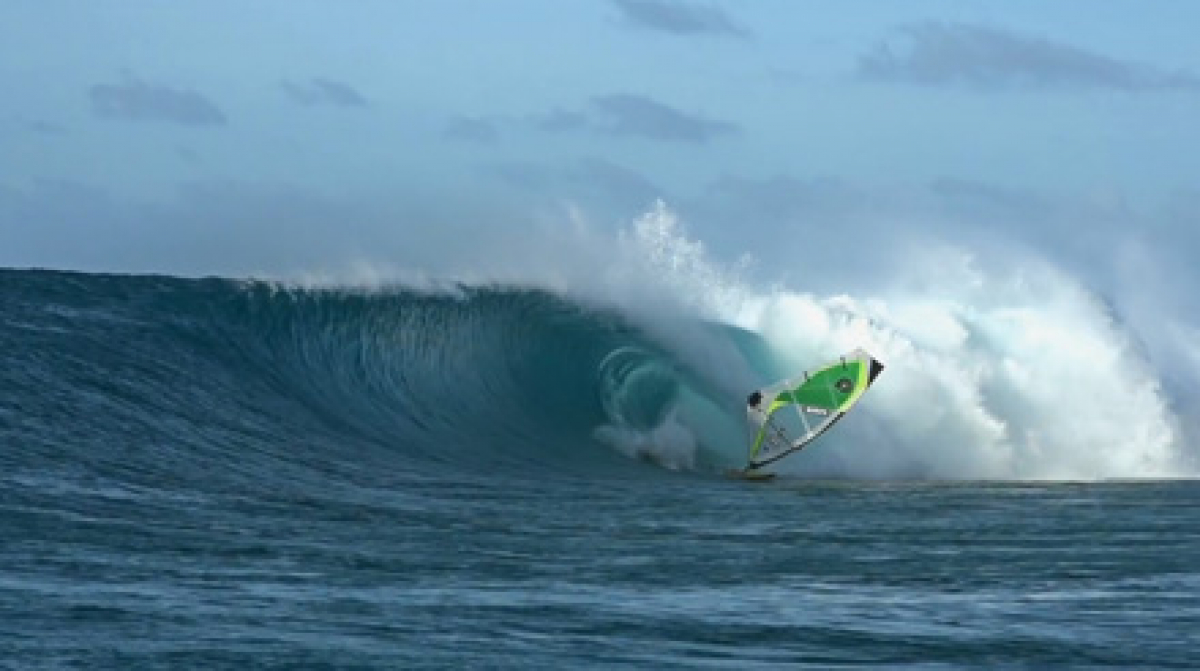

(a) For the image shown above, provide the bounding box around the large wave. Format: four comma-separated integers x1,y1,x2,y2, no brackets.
0,274,724,487
2,203,1195,481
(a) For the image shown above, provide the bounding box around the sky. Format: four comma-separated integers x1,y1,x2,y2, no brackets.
1,0,1198,285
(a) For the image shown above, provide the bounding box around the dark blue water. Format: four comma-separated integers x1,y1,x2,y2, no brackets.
2,269,1197,668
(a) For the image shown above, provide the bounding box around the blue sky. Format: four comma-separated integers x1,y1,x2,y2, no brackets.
1,0,1198,281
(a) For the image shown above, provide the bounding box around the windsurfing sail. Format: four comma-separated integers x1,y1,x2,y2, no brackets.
744,348,884,470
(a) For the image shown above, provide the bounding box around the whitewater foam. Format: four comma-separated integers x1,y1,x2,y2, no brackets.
612,203,1194,480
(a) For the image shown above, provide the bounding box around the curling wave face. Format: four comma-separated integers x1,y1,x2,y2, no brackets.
0,270,746,492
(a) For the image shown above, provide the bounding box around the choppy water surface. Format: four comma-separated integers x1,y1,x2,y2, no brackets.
2,269,1196,668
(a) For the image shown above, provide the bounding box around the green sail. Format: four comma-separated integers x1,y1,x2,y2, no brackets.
745,348,884,469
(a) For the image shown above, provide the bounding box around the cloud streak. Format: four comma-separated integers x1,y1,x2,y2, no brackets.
531,108,590,132
281,78,369,108
858,23,1200,90
522,95,738,143
443,116,500,144
610,0,748,38
590,94,738,143
88,77,227,126
26,120,68,136
487,157,665,212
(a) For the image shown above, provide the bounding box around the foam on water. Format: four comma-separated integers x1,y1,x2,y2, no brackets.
612,202,1193,480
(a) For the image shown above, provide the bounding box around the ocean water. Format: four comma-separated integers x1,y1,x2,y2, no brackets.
2,267,1197,668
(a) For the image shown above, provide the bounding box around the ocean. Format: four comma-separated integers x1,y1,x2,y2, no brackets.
1,268,1197,668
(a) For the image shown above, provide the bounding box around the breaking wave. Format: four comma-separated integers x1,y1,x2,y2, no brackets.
1,203,1194,482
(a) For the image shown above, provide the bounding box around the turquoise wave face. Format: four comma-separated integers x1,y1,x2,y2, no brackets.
0,269,764,485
